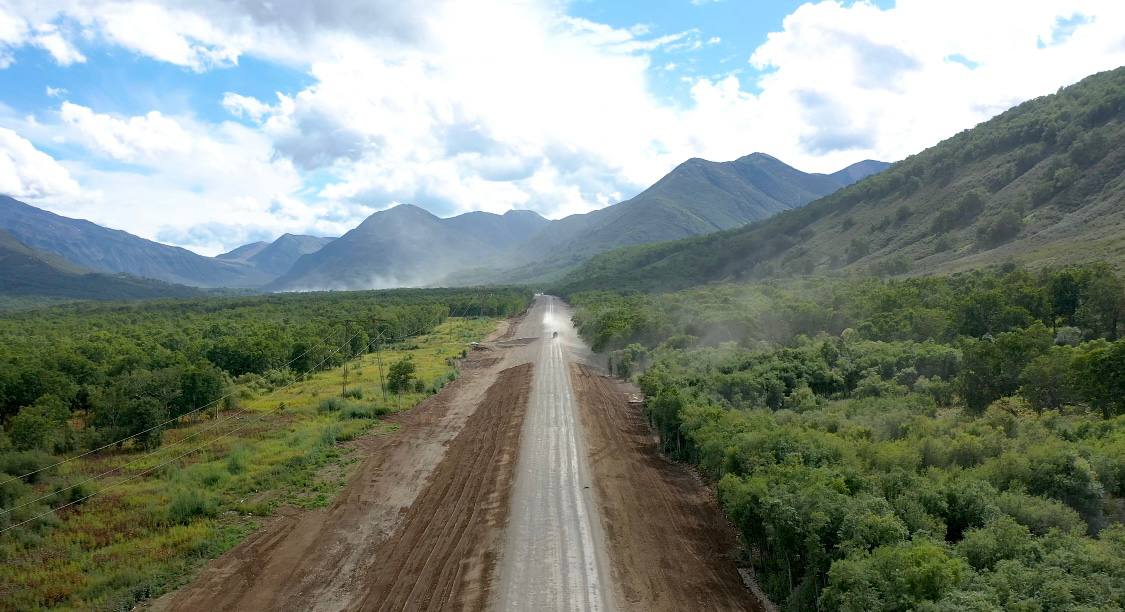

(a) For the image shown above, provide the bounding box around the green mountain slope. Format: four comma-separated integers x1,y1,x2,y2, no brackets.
0,196,268,288
0,230,200,300
510,153,887,272
558,66,1125,294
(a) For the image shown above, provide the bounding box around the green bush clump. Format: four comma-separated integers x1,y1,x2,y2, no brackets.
166,488,218,525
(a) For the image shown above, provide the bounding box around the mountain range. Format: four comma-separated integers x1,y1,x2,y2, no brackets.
556,66,1125,294
267,206,550,291
273,154,886,290
218,233,336,278
1,152,885,296
0,229,199,300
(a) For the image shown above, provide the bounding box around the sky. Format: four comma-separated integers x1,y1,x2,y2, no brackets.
0,1,1123,256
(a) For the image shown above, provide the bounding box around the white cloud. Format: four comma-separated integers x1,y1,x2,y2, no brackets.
45,86,67,97
60,102,192,162
2,103,330,255
221,92,274,122
31,23,84,64
0,127,80,198
1,0,1125,254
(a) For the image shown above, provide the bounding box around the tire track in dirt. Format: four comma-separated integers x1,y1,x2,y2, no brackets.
355,363,532,611
571,363,764,612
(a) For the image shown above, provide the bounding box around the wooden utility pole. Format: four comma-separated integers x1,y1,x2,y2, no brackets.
341,320,351,397
374,329,388,402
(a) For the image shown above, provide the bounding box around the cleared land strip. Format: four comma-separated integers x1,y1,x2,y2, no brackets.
356,363,532,611
571,363,763,611
154,339,522,611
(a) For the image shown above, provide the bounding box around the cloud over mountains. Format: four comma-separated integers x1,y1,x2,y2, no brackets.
0,0,1123,255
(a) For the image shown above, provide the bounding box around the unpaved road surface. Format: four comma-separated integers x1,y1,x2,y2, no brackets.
355,363,532,611
156,296,759,611
495,296,613,610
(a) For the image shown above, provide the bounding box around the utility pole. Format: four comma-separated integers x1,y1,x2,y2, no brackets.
341,320,351,397
373,328,388,403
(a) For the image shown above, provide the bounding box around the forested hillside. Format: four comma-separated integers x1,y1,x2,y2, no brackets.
0,230,200,300
568,264,1125,610
559,66,1125,294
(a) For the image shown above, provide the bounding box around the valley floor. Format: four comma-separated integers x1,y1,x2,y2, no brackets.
153,296,757,611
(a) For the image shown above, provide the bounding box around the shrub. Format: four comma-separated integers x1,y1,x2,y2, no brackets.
994,489,1084,535
932,191,985,233
226,446,249,475
976,211,1023,248
167,488,217,525
319,397,345,412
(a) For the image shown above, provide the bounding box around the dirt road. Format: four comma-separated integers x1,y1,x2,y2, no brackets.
156,296,759,611
495,296,613,610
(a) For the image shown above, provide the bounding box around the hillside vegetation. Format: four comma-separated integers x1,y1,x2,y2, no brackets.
0,231,200,300
569,264,1125,610
509,154,886,270
558,66,1125,294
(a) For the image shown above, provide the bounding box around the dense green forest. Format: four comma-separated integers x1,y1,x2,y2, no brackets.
569,264,1125,610
559,66,1125,294
0,288,530,531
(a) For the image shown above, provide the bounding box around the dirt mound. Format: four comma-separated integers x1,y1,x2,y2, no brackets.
494,337,537,347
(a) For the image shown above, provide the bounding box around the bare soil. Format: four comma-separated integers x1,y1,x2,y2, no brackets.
354,363,531,611
571,363,764,611
153,342,524,612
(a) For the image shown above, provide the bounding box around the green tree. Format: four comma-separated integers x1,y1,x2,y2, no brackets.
1075,265,1124,339
8,395,70,452
1019,346,1077,412
959,324,1052,413
386,356,416,394
822,538,969,612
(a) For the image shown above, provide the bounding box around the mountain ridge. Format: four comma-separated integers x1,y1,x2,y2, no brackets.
0,229,201,300
0,196,269,288
555,66,1125,294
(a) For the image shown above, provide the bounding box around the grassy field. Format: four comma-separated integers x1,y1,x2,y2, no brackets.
0,316,497,611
